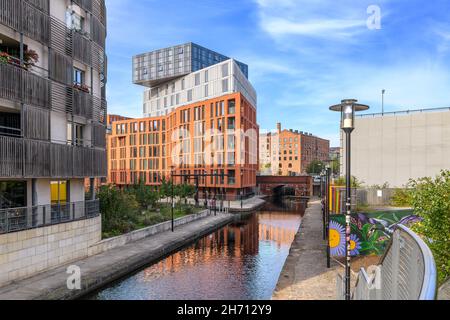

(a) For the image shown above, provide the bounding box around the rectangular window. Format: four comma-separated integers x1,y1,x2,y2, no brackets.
228,99,235,114
195,73,200,86
204,84,208,97
73,68,84,86
222,79,229,92
187,89,193,102
204,70,209,82
222,63,229,77
0,181,27,209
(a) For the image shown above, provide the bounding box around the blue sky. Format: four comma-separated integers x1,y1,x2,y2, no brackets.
106,0,450,146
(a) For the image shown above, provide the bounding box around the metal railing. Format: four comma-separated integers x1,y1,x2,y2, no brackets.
0,199,100,234
339,224,437,300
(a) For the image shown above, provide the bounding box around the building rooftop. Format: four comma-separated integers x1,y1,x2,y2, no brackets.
133,42,249,88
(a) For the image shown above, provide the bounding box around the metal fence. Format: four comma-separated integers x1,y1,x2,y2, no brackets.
356,188,398,207
338,224,437,300
0,199,100,234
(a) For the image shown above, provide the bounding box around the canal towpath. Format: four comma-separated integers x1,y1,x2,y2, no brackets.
272,198,342,300
0,213,235,300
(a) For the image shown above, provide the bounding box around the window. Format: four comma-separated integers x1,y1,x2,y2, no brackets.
73,68,84,85
67,123,84,146
0,181,27,209
204,84,208,97
228,99,236,114
187,89,193,102
195,74,200,86
66,11,84,32
222,79,229,92
222,63,229,77
204,70,209,82
50,181,68,205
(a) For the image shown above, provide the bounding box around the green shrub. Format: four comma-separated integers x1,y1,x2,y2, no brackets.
409,170,450,285
391,188,412,207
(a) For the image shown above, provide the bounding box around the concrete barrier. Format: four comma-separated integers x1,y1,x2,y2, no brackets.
87,210,210,256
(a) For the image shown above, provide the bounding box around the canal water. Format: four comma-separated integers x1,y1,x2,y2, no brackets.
88,198,306,300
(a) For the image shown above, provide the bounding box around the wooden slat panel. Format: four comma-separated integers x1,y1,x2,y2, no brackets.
51,143,73,178
49,50,72,85
91,15,106,49
23,105,49,140
0,63,22,102
0,0,21,31
92,123,106,148
24,0,49,13
72,31,92,66
50,81,71,113
22,69,50,108
23,138,50,177
73,89,93,119
22,1,50,45
0,136,23,178
50,17,69,56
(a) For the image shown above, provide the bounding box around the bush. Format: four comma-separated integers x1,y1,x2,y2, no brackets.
409,170,450,284
98,185,140,237
391,188,412,207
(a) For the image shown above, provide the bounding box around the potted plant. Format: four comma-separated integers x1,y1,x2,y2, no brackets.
24,49,39,68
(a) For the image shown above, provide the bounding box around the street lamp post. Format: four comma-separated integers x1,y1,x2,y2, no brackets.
330,99,369,300
382,89,386,115
170,165,175,232
240,170,244,209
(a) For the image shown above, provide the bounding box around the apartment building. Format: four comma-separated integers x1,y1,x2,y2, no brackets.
0,0,107,285
109,46,258,198
259,123,330,176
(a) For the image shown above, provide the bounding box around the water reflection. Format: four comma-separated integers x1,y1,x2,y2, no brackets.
90,199,305,300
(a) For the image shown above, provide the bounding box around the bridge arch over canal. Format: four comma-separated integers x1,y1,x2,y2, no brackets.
257,176,313,197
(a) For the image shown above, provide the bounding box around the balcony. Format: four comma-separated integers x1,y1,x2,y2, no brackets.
0,135,107,178
0,199,100,235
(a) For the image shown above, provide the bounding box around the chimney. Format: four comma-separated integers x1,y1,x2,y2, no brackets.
277,123,281,133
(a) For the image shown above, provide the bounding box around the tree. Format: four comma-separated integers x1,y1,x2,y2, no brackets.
159,177,172,203
333,176,363,188
306,160,325,175
409,170,450,284
127,181,158,210
331,158,340,175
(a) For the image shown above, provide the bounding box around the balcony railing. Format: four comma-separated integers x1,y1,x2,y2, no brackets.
0,61,50,109
0,199,100,235
0,135,107,178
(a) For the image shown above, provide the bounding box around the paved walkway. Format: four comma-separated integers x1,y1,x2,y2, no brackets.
0,214,234,300
272,199,342,300
438,279,450,300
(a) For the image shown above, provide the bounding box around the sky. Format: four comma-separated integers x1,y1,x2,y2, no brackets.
105,0,450,146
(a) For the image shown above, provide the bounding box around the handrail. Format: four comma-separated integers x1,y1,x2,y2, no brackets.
396,225,437,300
357,107,450,118
350,224,437,300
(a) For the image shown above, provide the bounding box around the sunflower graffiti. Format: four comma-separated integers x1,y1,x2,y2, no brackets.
329,210,421,257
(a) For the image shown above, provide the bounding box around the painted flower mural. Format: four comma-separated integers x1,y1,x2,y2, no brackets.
329,210,421,257
349,234,362,256
329,220,346,257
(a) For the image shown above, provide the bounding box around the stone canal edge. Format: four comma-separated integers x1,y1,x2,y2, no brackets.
272,198,341,300
0,213,237,300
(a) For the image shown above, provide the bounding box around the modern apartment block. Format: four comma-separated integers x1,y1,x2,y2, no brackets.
133,42,248,89
259,123,330,176
0,0,107,285
342,107,450,187
109,46,258,199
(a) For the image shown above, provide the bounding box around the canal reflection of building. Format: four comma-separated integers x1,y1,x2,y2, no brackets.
142,212,300,280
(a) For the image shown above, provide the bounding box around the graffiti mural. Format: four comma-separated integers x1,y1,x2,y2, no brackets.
329,210,421,257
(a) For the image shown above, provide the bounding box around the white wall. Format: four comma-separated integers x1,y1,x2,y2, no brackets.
51,112,68,144
143,60,257,117
342,110,450,187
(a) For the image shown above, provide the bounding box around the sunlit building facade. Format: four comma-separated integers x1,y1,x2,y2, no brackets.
109,46,258,198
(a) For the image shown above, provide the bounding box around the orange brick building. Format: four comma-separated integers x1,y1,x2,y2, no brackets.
108,92,258,199
260,123,330,176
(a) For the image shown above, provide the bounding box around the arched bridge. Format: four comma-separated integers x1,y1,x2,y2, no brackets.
257,176,313,197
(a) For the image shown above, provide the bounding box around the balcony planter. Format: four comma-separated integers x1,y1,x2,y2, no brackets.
73,83,90,93
0,50,39,71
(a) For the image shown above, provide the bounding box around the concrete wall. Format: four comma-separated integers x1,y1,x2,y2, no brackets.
0,216,101,287
342,109,450,187
87,210,210,257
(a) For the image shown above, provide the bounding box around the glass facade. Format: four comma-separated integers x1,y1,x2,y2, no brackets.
0,181,27,209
